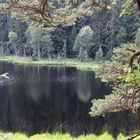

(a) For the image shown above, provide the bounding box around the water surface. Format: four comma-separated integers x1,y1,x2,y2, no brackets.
0,62,139,136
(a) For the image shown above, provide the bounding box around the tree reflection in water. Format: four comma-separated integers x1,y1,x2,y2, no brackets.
0,62,137,137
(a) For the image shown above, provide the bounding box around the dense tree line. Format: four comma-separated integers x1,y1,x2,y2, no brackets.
0,1,139,61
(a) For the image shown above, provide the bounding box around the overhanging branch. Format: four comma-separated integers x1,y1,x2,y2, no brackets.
129,50,140,70
0,0,110,27
137,0,140,11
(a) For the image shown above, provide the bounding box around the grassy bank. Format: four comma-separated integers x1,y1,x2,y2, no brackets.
0,132,130,140
0,56,99,71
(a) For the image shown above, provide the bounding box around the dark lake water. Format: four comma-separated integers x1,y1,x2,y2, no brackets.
0,62,139,136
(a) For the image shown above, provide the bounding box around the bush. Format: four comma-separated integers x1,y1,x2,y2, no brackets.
32,53,38,61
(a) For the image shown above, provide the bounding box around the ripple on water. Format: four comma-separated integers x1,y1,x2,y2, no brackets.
0,75,22,87
55,75,77,82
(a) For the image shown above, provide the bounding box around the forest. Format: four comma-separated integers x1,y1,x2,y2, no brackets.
0,0,140,140
0,0,139,61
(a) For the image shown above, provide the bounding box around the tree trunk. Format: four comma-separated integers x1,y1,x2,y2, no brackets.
137,0,140,11
62,38,67,59
129,50,140,70
37,40,40,60
13,43,18,57
48,52,51,60
23,46,26,57
110,4,115,55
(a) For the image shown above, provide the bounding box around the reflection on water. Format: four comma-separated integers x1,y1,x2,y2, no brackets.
0,62,139,136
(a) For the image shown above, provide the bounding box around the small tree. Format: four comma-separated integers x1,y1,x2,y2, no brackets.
62,37,67,59
8,31,18,56
116,27,127,46
26,25,53,60
95,47,103,61
73,26,94,61
41,32,53,60
25,25,42,60
0,42,4,55
8,31,18,44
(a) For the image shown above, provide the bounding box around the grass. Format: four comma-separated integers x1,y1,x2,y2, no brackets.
0,132,128,140
0,56,99,71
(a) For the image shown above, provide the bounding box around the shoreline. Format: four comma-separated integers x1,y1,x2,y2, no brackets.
0,56,99,71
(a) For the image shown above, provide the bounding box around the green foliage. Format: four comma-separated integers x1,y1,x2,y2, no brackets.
112,43,137,64
8,31,18,42
119,65,140,87
31,52,38,61
0,0,139,61
116,27,127,45
95,61,125,82
25,25,53,59
74,26,94,61
0,42,4,55
90,93,120,117
8,31,18,56
41,33,53,58
135,28,140,47
95,47,104,61
0,14,8,42
90,43,140,117
78,49,89,62
120,0,136,17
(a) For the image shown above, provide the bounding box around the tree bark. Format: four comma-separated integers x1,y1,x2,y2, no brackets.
129,50,140,70
23,45,26,57
137,0,140,11
62,38,67,59
37,40,40,60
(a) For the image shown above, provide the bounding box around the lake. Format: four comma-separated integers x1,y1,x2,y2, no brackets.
0,62,139,136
